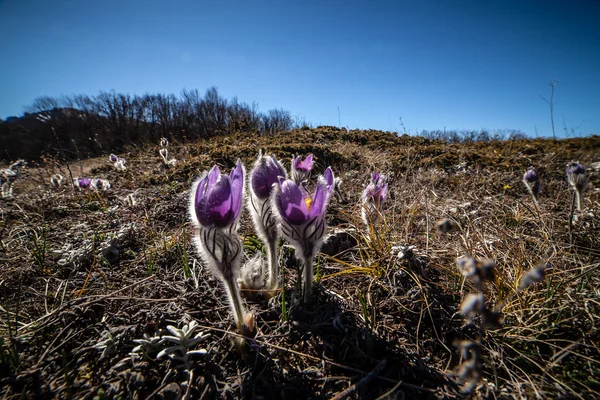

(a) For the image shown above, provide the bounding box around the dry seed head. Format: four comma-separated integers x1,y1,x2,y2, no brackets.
519,263,550,289
437,218,457,233
457,257,495,283
459,293,486,319
482,310,504,329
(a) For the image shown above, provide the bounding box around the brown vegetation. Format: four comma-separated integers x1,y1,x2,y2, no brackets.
1,127,599,399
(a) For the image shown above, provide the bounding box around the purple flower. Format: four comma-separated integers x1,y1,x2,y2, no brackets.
273,167,335,302
109,154,118,163
361,172,387,226
118,157,126,165
161,137,168,147
189,159,252,334
291,154,314,184
191,160,244,229
275,175,331,226
91,178,110,191
522,167,541,200
248,152,287,290
76,177,91,189
251,154,286,200
523,167,539,184
566,162,587,211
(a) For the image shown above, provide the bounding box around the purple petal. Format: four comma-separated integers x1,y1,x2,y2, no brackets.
78,178,91,188
566,162,585,176
109,154,118,162
309,181,329,220
251,155,285,199
229,160,244,220
297,154,314,171
195,174,209,211
207,165,221,188
524,168,539,183
279,179,309,225
201,176,234,227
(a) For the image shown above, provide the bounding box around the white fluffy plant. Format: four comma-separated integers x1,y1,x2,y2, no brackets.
245,151,287,293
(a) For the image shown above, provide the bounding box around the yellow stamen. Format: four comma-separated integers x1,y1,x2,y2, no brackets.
305,197,312,211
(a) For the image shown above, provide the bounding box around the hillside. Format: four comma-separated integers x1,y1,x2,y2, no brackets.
1,127,599,399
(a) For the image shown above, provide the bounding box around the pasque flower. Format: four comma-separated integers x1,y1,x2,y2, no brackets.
566,162,587,211
74,177,92,190
160,137,169,147
189,160,253,334
109,154,126,171
522,166,541,201
273,167,335,302
361,172,388,227
91,178,111,191
290,154,314,184
248,151,287,290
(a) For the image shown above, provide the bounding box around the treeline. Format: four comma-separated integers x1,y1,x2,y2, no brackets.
417,128,527,143
0,87,311,161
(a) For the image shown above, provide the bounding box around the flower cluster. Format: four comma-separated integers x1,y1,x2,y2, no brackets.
73,177,111,191
189,153,337,330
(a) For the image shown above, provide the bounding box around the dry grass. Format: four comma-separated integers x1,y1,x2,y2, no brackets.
1,127,599,399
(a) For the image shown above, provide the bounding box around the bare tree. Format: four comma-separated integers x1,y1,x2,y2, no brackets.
541,80,558,141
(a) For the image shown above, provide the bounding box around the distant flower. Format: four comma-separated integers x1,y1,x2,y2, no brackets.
91,178,111,191
272,167,335,302
189,160,253,334
74,177,92,190
459,293,485,320
566,162,587,211
160,137,169,147
522,166,541,201
457,257,495,284
290,154,314,184
519,263,551,289
248,151,287,290
50,174,64,188
110,154,126,171
361,172,388,227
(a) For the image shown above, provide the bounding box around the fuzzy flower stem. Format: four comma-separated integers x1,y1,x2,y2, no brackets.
222,263,245,329
301,245,315,303
265,238,279,290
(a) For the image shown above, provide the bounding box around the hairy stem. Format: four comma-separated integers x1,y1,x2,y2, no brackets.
265,238,279,290
222,268,246,330
575,190,583,211
301,247,314,303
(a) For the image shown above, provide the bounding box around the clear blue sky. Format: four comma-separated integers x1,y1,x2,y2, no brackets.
1,0,599,137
